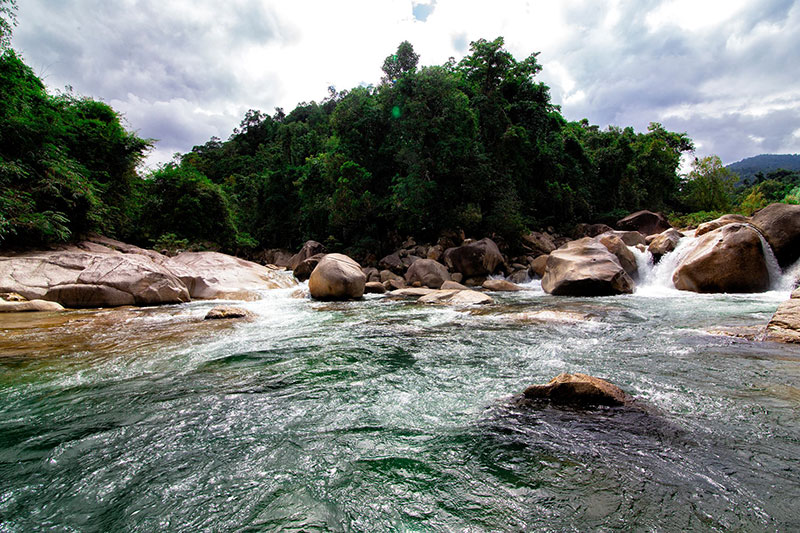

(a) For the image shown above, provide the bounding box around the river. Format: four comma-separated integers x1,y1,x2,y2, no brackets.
1,254,799,531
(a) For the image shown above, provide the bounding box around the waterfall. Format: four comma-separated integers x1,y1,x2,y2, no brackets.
631,236,698,295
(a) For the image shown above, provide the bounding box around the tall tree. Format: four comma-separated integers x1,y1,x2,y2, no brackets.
381,41,419,84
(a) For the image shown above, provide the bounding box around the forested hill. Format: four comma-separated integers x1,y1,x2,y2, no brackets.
1,37,697,256
727,154,800,183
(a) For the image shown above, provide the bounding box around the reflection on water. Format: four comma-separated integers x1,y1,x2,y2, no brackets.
1,284,799,531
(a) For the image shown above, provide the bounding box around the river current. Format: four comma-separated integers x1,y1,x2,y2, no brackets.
1,251,799,531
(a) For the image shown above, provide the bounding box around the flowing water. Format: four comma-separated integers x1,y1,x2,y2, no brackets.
1,256,800,531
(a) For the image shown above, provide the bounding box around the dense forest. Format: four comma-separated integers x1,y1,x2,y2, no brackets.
727,154,800,183
2,3,799,258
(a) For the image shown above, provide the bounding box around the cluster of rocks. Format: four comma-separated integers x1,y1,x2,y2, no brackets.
0,235,295,311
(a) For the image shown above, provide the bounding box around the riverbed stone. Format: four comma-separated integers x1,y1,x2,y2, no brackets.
364,281,387,294
541,238,634,296
520,373,630,407
289,240,325,271
672,223,770,293
204,306,252,320
765,288,800,343
404,258,451,289
0,298,65,312
308,253,366,300
417,289,493,306
646,228,684,264
598,234,638,276
440,280,468,290
442,238,504,277
482,279,524,291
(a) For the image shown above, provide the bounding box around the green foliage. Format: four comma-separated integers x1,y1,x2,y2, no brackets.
0,0,16,50
668,210,725,229
381,41,419,85
679,156,736,213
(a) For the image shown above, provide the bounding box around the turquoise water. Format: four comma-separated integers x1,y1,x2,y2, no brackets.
1,283,799,531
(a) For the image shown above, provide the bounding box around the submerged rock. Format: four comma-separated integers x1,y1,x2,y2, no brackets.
519,373,631,407
204,306,252,320
308,253,366,300
541,238,634,296
751,203,800,268
0,298,65,312
672,223,770,293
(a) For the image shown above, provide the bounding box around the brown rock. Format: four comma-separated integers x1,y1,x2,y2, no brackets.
751,203,800,268
521,232,556,255
598,234,638,276
383,278,407,291
308,254,366,300
541,238,634,296
378,253,405,274
672,223,770,293
521,373,630,407
616,210,672,236
765,288,800,343
530,255,548,278
204,306,252,320
404,259,451,289
292,253,325,282
440,280,468,290
646,228,684,263
574,223,613,239
364,281,387,294
695,214,749,237
450,272,463,283
598,230,646,247
426,244,445,262
389,287,438,297
362,267,380,283
508,270,529,284
380,269,403,283
289,240,325,271
257,249,294,268
417,289,493,306
442,238,504,277
482,279,523,291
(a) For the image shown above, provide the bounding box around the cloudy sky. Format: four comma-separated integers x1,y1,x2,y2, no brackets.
11,0,800,169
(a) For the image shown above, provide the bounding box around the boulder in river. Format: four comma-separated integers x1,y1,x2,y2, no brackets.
616,210,672,236
364,281,387,294
751,203,800,268
597,234,638,277
530,255,548,278
541,238,634,296
695,214,749,237
308,253,366,300
482,279,523,291
417,289,493,306
292,253,325,282
672,223,770,293
204,306,252,320
442,238,504,277
520,373,630,407
289,240,325,271
520,231,556,255
646,228,684,264
404,258,451,289
765,288,800,343
168,251,295,300
0,297,65,312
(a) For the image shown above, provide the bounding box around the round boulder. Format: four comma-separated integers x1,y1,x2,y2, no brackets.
308,254,366,300
404,258,451,289
751,203,800,268
521,373,630,407
442,238,504,277
541,238,634,296
646,228,684,263
672,223,770,293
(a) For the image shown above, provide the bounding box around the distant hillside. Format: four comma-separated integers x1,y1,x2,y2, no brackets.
727,154,800,183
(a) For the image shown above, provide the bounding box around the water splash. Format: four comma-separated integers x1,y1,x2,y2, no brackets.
632,237,697,296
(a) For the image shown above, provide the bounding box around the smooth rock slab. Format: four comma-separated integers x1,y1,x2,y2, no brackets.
765,288,800,343
204,306,252,320
417,289,493,306
0,298,65,312
482,279,523,291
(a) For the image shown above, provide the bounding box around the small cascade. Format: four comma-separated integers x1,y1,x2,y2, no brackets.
631,236,697,295
745,222,790,291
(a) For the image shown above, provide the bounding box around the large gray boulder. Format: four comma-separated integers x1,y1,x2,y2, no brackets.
0,247,190,308
751,203,800,268
442,238,504,277
541,238,634,296
308,254,366,300
167,251,295,300
672,223,770,293
404,259,450,289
